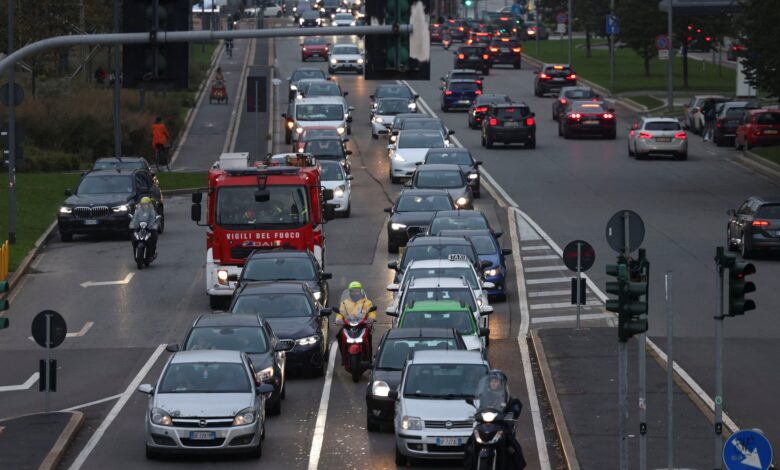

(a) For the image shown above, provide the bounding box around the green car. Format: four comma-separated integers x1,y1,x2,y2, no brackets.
395,300,488,352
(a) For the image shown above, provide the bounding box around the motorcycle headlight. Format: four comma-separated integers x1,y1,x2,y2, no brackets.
372,380,391,397
255,367,274,382
112,204,129,213
336,127,346,135
484,268,499,277
150,407,172,426
59,206,72,214
293,6,297,11
474,429,503,444
334,185,345,198
299,18,304,24
468,173,479,180
217,269,229,285
316,18,322,24
456,196,469,207
390,135,397,143
393,153,406,162
390,222,407,231
400,416,423,430
296,335,319,346
233,407,256,426
480,411,497,423
296,127,304,134
290,84,297,90
313,291,322,300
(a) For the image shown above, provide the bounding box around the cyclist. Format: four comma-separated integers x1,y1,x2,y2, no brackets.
151,117,171,169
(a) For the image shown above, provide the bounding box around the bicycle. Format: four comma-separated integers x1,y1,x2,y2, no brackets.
154,144,171,172
226,40,234,59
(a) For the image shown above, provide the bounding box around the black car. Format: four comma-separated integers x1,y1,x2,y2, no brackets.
232,250,332,305
58,168,163,242
428,209,497,238
385,189,455,253
559,100,616,139
230,281,331,376
552,86,599,121
440,79,483,112
714,101,760,147
287,67,328,101
365,328,467,431
424,148,482,197
445,18,469,41
468,93,511,129
727,196,780,258
299,10,320,27
487,37,522,68
534,63,577,96
303,137,352,173
169,313,292,415
370,83,418,112
454,45,491,75
481,102,536,149
389,235,483,283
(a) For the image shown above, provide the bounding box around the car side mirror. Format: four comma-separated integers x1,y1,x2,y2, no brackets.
64,189,72,196
388,261,399,270
531,112,536,117
479,327,490,337
137,384,154,395
320,308,333,317
502,248,513,255
369,94,375,100
321,272,333,280
387,283,400,291
482,281,495,289
448,130,455,135
475,160,483,166
385,308,398,317
384,207,393,213
191,203,202,222
257,383,274,397
403,180,412,187
480,260,492,269
346,175,354,181
727,209,736,216
388,389,398,400
414,94,420,99
191,192,202,204
165,343,179,353
276,342,294,352
343,92,349,96
480,306,494,315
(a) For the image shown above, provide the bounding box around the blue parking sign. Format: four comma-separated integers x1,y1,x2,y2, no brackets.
723,429,773,470
605,15,619,35
511,3,522,15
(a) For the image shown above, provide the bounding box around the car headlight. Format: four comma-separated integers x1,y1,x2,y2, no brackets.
391,222,407,231
372,380,391,397
112,204,129,213
320,7,325,12
468,173,479,180
456,196,469,207
373,116,383,123
255,366,274,382
233,407,256,426
480,411,498,423
150,407,172,426
408,102,417,110
393,154,406,162
336,127,346,135
217,269,229,285
357,57,364,64
334,185,345,198
331,13,335,19
290,84,298,91
59,206,72,214
351,21,356,26
296,335,319,346
331,58,338,64
475,429,503,444
400,415,423,430
484,268,499,277
390,135,397,143
299,18,304,24
287,121,294,129
316,18,322,24
296,127,304,134
293,6,297,11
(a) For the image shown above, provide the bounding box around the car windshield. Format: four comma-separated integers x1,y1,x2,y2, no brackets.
303,128,339,140
757,204,780,218
215,185,310,228
430,216,488,233
302,11,319,19
415,170,464,189
76,175,133,195
296,103,344,121
451,73,480,81
398,133,445,149
306,83,341,96
335,14,353,21
292,69,325,81
468,235,497,255
426,151,472,165
320,162,345,181
376,86,413,100
403,120,446,133
185,326,269,354
377,99,410,114
93,160,145,170
397,194,453,211
243,257,316,281
332,44,358,54
377,338,459,370
402,288,477,311
449,82,480,92
495,107,530,119
401,310,476,335
305,139,344,157
304,37,327,45
756,113,780,125
403,267,478,289
231,293,313,317
159,362,250,394
644,121,681,131
402,244,477,269
460,47,482,55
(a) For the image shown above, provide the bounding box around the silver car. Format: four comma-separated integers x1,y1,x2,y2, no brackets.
627,117,688,160
328,43,364,74
138,350,273,459
388,130,446,183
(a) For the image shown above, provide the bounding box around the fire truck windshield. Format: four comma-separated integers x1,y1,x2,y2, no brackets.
216,185,310,228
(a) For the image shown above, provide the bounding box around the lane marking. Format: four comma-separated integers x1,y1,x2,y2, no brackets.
525,265,566,273
80,273,134,288
61,394,122,412
532,313,613,324
0,372,39,392
228,37,255,153
526,277,570,285
28,321,94,342
528,290,571,298
68,344,166,470
529,301,602,311
521,245,553,251
306,341,338,470
523,255,560,261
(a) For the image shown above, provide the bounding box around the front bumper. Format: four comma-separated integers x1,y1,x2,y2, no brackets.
283,340,324,373
57,213,132,235
390,159,420,178
635,138,687,155
329,193,350,212
145,421,261,454
396,428,471,459
366,394,395,424
302,50,327,60
371,120,392,135
330,61,364,72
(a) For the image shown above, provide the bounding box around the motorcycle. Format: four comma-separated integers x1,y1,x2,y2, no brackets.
334,288,377,382
132,218,159,269
442,36,452,50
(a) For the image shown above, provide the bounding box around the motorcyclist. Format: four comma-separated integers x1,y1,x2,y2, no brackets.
129,197,159,259
335,282,376,364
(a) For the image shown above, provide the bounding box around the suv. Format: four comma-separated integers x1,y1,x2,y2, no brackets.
534,63,577,96
58,168,163,241
392,350,490,465
714,101,760,147
481,102,536,149
440,79,483,112
552,86,600,121
453,45,491,75
487,37,522,68
385,189,456,253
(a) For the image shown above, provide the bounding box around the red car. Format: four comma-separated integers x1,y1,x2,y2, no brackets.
735,109,780,150
301,37,329,62
430,23,444,43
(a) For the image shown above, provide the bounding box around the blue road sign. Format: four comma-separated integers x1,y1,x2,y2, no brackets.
556,12,567,24
606,15,619,35
723,429,773,470
511,3,522,16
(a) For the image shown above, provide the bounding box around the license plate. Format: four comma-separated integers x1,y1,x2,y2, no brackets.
459,100,471,104
504,121,520,127
500,48,509,52
765,129,778,134
436,437,462,446
469,55,479,59
553,77,564,81
189,431,216,440
583,120,599,125
656,137,671,142
83,219,99,225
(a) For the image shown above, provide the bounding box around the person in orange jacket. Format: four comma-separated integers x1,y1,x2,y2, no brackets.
151,117,171,164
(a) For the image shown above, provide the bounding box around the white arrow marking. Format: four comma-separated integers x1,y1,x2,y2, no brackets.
0,372,39,392
27,321,94,342
80,273,134,288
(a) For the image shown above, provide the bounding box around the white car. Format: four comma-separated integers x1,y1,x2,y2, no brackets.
627,117,688,160
328,43,364,74
371,98,415,139
292,96,354,142
331,12,356,26
319,160,352,217
392,350,489,464
388,130,446,183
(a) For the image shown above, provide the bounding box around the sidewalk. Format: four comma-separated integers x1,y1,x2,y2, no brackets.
533,328,714,469
0,411,83,470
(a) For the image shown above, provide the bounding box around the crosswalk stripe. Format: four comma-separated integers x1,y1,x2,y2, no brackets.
530,301,603,310
526,265,566,273
523,255,560,261
528,290,571,298
521,245,551,251
531,313,613,324
526,277,570,285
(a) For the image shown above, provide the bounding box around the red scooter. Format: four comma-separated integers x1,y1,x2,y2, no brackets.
334,289,377,382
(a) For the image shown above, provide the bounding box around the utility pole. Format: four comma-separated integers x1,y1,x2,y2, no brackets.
666,0,674,113
609,0,615,90
567,0,572,65
80,0,87,82
7,0,17,244
113,0,122,156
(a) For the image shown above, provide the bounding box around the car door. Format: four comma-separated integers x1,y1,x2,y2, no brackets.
734,199,754,239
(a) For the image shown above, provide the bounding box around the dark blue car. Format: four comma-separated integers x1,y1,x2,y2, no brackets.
439,229,511,300
440,79,483,112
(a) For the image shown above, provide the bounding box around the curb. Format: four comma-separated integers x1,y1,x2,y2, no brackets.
736,149,780,180
529,330,580,470
39,411,85,470
162,188,200,196
8,219,58,291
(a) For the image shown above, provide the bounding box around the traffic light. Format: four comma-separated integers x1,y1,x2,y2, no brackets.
364,0,430,80
605,262,626,315
123,0,190,89
463,0,473,6
0,280,9,330
606,255,650,342
728,261,756,316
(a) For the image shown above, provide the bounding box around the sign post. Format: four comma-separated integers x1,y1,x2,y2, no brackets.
31,310,66,412
563,240,595,329
665,272,674,470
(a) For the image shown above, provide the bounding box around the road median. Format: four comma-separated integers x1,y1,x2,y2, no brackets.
0,411,84,470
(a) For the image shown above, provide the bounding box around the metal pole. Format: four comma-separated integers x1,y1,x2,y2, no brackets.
113,0,122,157
609,0,615,90
576,241,582,329
619,211,630,470
80,0,87,82
45,314,51,412
714,247,724,470
202,0,206,52
567,0,572,65
535,10,540,56
639,331,647,470
7,0,16,244
666,0,674,113
665,271,674,470
255,80,259,161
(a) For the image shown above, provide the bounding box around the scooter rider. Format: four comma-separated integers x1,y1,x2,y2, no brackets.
335,282,376,364
129,197,159,259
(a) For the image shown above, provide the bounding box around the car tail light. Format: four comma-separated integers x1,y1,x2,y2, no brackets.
567,74,577,80
525,117,535,126
716,120,722,128
752,220,771,227
603,113,614,119
482,54,489,60
512,47,522,53
539,73,549,79
755,129,762,136
302,47,307,51
560,98,567,105
475,89,482,95
459,26,464,31
475,80,482,85
489,118,498,126
639,132,653,139
458,53,465,60
674,131,687,139
445,90,453,95
568,113,581,120
475,106,488,113
489,47,499,52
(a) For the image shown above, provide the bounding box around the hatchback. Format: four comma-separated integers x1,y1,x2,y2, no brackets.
453,45,491,75
407,163,473,209
727,196,780,258
735,109,780,150
534,64,576,96
481,102,536,148
627,117,687,160
559,101,616,139
440,79,483,112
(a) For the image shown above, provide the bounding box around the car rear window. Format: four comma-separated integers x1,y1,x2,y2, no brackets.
476,95,509,105
491,38,518,47
755,113,780,125
495,107,530,119
449,82,480,92
573,102,606,113
545,66,572,77
460,47,482,55
644,121,681,131
564,89,596,99
725,107,747,116
757,204,780,219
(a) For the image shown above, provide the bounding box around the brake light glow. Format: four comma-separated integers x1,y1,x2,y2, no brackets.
539,73,549,79
567,74,577,80
501,38,510,42
444,90,453,95
512,47,522,53
313,230,323,246
569,113,581,120
475,106,488,112
674,131,687,139
489,118,498,126
560,98,567,104
489,47,499,52
603,113,614,119
475,80,482,85
752,220,771,227
458,53,465,60
553,65,564,70
639,132,653,139
483,54,490,60
475,90,482,95
525,117,535,126
458,27,464,31
500,16,508,20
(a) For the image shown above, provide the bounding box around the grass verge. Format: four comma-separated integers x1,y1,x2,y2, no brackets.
629,95,665,110
752,146,780,166
525,39,736,94
157,172,207,190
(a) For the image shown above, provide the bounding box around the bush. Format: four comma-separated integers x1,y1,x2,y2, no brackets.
20,147,82,172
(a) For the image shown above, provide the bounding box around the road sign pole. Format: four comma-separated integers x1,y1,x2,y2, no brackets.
619,210,630,470
666,0,674,113
44,314,51,412
609,2,615,90
567,0,572,65
714,247,725,470
576,242,582,329
639,332,647,470
535,11,540,56
112,0,122,157
254,79,260,162
7,0,16,245
665,271,674,470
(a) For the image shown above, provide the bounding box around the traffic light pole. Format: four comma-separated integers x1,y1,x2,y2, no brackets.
112,0,122,157
619,212,630,470
6,0,16,245
714,247,726,470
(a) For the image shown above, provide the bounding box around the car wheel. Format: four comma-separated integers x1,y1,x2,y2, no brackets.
483,67,490,76
276,11,282,17
60,230,73,242
328,68,334,74
285,133,291,145
558,121,563,137
301,56,306,62
145,445,160,460
727,227,738,251
371,132,378,139
628,143,635,157
715,134,723,146
527,137,536,149
563,127,571,139
741,234,753,259
609,130,617,140
746,141,753,151
514,60,521,69
735,137,744,150
343,204,351,218
395,445,407,466
441,103,448,112
249,440,263,458
367,415,381,432
485,135,494,149
636,152,646,160
534,87,540,97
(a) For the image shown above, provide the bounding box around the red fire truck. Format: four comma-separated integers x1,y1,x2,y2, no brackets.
192,153,334,309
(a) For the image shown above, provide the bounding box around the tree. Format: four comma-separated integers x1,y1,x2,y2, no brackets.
736,0,780,97
573,0,608,58
616,0,666,76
